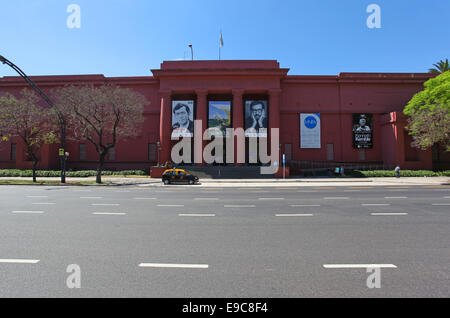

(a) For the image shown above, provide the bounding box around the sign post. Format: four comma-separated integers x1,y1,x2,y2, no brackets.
282,153,286,179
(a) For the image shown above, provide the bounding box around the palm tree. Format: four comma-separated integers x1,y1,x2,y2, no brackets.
429,58,449,74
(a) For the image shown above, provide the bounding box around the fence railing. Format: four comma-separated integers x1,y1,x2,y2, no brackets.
288,160,394,171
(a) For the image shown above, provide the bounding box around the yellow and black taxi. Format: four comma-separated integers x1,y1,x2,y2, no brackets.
162,169,199,185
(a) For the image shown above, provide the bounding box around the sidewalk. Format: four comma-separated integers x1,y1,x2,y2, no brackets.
1,176,448,187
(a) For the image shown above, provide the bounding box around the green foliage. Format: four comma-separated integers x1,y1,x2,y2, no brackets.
429,59,449,74
404,71,450,151
347,170,450,177
0,169,148,178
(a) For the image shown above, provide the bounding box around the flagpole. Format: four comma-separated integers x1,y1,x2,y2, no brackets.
219,31,223,61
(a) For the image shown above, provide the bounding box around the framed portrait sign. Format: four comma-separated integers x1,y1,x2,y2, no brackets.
352,113,373,149
244,100,268,137
171,100,195,138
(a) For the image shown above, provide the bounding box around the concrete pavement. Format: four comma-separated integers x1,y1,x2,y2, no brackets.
0,176,449,187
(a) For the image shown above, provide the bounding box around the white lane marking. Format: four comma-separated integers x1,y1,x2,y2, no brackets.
384,197,408,199
32,202,55,205
0,259,40,264
134,197,157,200
290,204,321,207
92,203,120,206
362,203,391,206
323,264,397,269
178,214,215,217
194,198,219,201
139,263,208,269
276,214,314,217
324,197,349,200
26,196,48,198
12,211,44,214
432,203,450,206
258,198,285,200
80,197,102,199
157,204,184,207
92,212,126,216
224,205,256,208
444,196,450,199
371,213,408,216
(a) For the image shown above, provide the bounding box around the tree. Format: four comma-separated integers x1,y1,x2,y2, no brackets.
53,84,148,183
404,71,450,152
0,89,58,182
429,58,449,74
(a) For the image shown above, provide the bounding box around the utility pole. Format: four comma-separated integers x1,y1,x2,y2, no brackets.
0,55,67,183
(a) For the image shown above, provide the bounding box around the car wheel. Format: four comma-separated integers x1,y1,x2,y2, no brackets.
189,180,194,185
164,180,170,185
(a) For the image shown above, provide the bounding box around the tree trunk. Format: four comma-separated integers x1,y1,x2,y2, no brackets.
32,160,37,183
96,152,106,184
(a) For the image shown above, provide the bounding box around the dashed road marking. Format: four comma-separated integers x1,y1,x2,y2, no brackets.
224,205,256,208
0,259,40,264
178,214,215,217
12,211,44,214
384,197,408,199
371,213,408,216
92,212,126,216
139,263,208,269
276,214,314,217
323,264,397,269
157,204,184,207
324,197,349,200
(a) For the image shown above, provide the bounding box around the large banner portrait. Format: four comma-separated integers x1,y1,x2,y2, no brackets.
208,101,232,138
244,100,268,137
300,113,321,149
172,100,195,138
352,113,373,149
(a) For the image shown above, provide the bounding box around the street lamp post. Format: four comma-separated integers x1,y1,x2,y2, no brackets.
0,55,67,183
188,44,194,61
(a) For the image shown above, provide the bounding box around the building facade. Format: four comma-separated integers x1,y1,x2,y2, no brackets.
1,60,448,172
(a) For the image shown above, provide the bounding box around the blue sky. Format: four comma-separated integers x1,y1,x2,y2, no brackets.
0,0,448,77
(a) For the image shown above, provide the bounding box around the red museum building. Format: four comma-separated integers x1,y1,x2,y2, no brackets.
0,60,448,173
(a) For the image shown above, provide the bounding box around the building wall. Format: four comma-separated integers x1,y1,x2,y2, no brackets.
0,60,442,171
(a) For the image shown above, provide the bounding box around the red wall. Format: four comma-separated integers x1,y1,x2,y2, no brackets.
0,61,441,171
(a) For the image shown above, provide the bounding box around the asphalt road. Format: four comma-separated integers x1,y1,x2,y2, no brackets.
0,184,449,297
